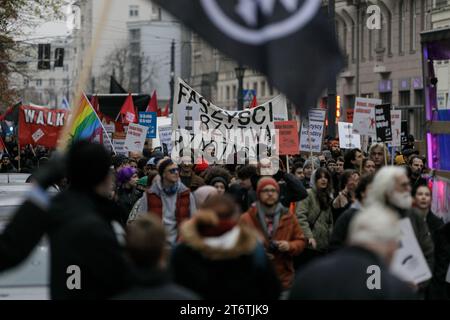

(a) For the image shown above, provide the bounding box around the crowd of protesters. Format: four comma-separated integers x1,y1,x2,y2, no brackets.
0,132,449,300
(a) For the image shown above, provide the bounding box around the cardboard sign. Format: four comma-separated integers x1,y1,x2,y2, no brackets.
375,104,392,142
352,97,380,136
391,218,432,285
338,122,361,149
274,121,299,155
391,110,402,147
158,124,173,156
299,120,324,153
308,109,326,123
18,105,68,148
139,112,157,139
124,123,148,154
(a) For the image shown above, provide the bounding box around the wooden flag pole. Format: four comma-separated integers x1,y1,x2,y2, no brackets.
384,142,388,166
286,155,290,174
57,0,112,150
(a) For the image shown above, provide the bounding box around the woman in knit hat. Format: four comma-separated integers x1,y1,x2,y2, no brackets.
116,167,142,222
205,167,232,195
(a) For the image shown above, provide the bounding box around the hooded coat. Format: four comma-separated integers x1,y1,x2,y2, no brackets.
171,212,281,300
295,173,333,252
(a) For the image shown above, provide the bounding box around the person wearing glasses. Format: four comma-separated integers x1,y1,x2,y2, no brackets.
136,158,196,247
240,177,306,293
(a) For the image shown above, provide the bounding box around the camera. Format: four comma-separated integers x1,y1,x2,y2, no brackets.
268,241,279,253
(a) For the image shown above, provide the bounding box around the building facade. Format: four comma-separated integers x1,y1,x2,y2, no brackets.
9,36,75,108
334,0,437,139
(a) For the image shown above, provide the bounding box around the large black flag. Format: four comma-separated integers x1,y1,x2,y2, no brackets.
153,0,343,112
110,76,127,94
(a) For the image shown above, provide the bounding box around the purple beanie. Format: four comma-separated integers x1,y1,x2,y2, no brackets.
117,167,137,185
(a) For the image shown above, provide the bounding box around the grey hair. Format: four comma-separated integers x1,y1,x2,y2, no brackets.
348,204,401,245
365,166,407,207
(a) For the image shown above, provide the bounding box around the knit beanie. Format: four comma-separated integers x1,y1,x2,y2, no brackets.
256,177,280,199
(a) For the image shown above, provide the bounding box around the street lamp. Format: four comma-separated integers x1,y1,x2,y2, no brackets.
235,63,246,111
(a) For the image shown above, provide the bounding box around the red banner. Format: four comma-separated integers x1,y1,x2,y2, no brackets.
18,105,68,148
275,121,299,155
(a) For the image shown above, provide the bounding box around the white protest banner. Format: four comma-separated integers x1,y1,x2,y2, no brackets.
338,122,361,149
308,108,326,123
173,78,288,164
299,120,324,153
391,218,432,285
113,139,127,156
124,123,148,154
159,124,173,155
391,110,402,147
152,117,172,148
352,97,380,136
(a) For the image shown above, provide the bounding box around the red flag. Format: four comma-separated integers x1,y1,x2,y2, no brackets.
146,90,158,113
157,107,162,117
162,103,169,117
0,136,7,153
118,94,138,124
90,95,100,113
249,96,258,109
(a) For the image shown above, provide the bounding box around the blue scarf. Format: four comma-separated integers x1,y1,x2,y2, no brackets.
163,181,179,196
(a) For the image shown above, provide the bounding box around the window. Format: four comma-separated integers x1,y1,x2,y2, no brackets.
399,91,410,106
269,84,274,96
380,92,392,104
345,95,355,111
49,78,55,86
410,0,417,52
415,90,424,106
36,79,42,87
129,5,139,17
130,29,140,41
399,0,406,54
226,86,230,101
261,81,266,97
152,5,161,20
232,85,236,100
23,78,29,86
253,82,258,92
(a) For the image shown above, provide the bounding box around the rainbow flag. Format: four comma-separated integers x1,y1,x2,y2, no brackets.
69,94,103,142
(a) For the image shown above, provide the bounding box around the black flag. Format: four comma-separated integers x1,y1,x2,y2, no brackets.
110,76,127,94
153,0,343,112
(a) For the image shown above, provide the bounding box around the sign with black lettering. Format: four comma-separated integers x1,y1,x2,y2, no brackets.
375,104,392,142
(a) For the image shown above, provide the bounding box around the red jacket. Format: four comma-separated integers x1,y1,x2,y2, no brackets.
240,204,306,289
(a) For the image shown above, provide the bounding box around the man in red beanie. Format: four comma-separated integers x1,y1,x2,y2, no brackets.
240,177,306,292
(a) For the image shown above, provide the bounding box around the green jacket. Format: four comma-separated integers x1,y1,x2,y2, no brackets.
296,189,333,252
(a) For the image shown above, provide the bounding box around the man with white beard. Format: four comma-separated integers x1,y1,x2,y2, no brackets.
365,166,434,273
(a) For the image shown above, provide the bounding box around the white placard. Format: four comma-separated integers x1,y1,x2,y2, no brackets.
159,124,173,155
124,123,148,154
352,97,380,136
391,218,432,285
309,109,326,123
113,139,127,156
338,122,361,149
391,110,402,147
299,120,324,152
